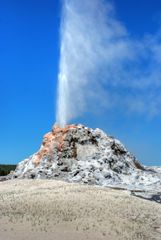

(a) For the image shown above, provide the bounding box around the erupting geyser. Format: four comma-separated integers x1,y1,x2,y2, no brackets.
2,0,161,206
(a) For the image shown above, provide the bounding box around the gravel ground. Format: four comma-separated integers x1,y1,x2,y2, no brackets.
0,179,161,240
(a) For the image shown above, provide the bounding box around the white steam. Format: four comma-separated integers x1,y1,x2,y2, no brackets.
56,0,161,126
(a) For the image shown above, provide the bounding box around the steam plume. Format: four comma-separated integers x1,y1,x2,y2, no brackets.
56,0,161,126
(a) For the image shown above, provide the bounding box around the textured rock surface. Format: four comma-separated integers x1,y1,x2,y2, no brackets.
11,124,161,202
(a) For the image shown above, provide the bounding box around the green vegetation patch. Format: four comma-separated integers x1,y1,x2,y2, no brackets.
0,164,16,176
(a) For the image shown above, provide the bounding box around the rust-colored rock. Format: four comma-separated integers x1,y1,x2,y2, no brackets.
34,125,77,166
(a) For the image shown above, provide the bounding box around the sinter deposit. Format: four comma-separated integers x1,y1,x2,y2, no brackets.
10,124,161,202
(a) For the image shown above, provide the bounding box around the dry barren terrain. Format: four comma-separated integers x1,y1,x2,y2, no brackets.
0,180,161,240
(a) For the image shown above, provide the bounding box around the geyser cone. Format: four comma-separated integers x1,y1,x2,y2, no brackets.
12,124,146,184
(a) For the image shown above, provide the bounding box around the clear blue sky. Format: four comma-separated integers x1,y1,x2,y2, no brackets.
0,0,161,165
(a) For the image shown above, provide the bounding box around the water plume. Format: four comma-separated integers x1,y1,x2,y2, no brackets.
56,0,161,126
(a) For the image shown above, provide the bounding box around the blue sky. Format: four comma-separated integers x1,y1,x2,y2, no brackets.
0,0,161,165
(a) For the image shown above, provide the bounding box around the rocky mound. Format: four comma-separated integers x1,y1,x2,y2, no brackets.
10,124,161,202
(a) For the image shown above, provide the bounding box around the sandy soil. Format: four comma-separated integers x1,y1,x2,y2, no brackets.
0,180,161,240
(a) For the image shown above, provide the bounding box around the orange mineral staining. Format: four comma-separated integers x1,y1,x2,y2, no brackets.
33,124,77,166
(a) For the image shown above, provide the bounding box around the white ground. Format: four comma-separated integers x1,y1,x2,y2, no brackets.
0,179,161,240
